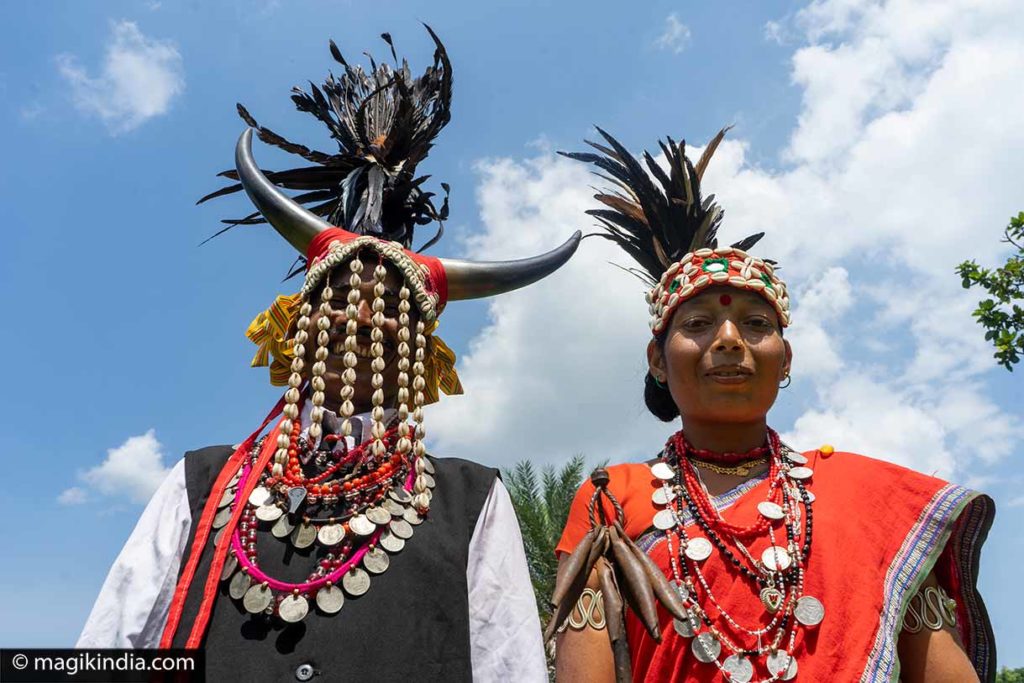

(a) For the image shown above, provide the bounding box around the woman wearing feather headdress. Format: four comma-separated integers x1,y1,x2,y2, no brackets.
76,29,578,681
548,129,994,682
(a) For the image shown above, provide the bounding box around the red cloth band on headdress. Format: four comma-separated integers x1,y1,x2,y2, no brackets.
305,227,449,310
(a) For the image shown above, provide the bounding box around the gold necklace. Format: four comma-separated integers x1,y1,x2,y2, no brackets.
689,456,767,476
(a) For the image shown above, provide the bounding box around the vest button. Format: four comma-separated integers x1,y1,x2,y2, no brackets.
295,663,316,681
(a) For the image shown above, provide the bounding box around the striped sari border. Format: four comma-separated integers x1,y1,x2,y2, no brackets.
949,493,996,681
859,483,977,683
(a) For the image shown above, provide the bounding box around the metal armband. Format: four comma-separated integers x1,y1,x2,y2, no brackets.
902,585,958,633
556,588,607,632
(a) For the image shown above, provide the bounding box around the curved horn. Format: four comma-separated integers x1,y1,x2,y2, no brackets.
440,231,582,301
235,127,330,254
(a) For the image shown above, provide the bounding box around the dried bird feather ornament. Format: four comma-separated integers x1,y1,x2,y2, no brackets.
545,468,690,682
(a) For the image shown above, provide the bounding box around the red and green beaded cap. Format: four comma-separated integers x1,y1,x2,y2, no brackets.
560,127,790,332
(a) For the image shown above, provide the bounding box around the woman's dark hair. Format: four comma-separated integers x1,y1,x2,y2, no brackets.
644,330,679,422
643,312,785,422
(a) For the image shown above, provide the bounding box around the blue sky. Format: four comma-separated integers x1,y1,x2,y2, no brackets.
1,0,1021,665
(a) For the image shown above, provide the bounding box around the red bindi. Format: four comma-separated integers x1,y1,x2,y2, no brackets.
719,294,732,306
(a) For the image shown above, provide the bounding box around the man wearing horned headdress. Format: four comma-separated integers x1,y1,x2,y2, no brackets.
77,30,576,681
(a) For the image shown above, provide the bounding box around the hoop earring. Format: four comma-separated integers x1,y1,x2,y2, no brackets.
779,374,791,389
653,376,667,389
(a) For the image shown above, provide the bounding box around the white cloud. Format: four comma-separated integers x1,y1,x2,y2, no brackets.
57,20,184,134
57,487,90,506
654,13,692,54
428,0,1024,483
72,429,171,504
764,20,790,45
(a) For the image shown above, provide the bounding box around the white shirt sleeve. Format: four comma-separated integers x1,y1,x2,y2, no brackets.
467,478,548,683
76,458,192,649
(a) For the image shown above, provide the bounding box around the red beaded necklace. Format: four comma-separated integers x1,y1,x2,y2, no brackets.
674,431,770,464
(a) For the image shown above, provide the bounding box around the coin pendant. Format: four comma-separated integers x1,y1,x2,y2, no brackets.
421,473,436,489
691,632,721,663
804,489,816,503
684,537,713,562
767,650,798,680
316,585,344,614
229,571,252,600
795,595,826,626
248,486,272,507
653,509,676,531
402,508,423,526
317,523,345,546
229,470,242,486
366,506,392,525
278,594,309,623
786,451,808,465
271,515,295,538
242,584,273,614
389,487,413,504
651,487,676,506
220,552,239,581
383,498,405,516
722,655,753,683
673,611,697,638
380,529,406,553
255,504,283,522
212,507,233,529
218,488,235,508
213,526,226,548
787,466,813,480
757,501,785,520
675,582,690,602
291,522,317,549
363,547,390,574
761,546,792,571
390,518,414,539
421,457,435,475
349,514,376,537
650,462,675,481
342,568,371,596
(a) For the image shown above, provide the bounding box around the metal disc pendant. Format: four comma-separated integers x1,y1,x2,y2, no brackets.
389,488,413,504
316,585,344,614
291,522,317,549
691,632,721,664
363,547,390,574
390,518,414,539
787,466,813,480
342,568,371,596
220,552,239,581
229,571,251,600
383,498,405,516
761,546,792,571
804,490,816,503
722,655,753,683
795,595,826,626
242,584,273,614
271,515,295,538
767,650,798,680
317,523,345,546
402,508,423,526
255,504,283,522
218,488,235,508
278,594,309,623
684,537,713,562
248,486,271,507
366,506,391,525
758,501,785,520
349,514,376,537
673,611,697,638
213,526,226,548
421,473,436,489
421,457,435,475
212,507,233,529
651,462,675,481
653,509,676,531
652,487,676,505
787,452,808,465
380,530,406,553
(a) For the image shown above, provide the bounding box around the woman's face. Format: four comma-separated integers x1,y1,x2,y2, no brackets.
303,255,421,413
648,286,791,425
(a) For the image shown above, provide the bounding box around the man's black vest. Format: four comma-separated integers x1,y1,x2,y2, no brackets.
172,445,497,682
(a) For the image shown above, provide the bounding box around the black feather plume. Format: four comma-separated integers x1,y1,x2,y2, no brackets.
200,26,454,260
559,128,763,286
